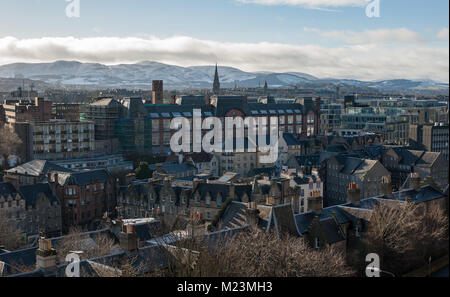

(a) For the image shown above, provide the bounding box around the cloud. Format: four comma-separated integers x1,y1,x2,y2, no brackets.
304,27,423,44
0,35,448,82
236,0,368,8
437,28,449,40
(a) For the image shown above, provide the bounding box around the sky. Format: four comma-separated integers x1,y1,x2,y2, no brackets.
0,0,448,82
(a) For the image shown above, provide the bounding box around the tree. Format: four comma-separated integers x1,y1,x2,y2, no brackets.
54,227,118,264
157,228,355,277
135,162,153,180
0,124,22,169
0,213,26,251
361,202,448,276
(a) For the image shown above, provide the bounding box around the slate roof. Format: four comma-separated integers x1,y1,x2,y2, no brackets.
294,212,315,234
268,204,300,237
248,166,279,178
6,160,71,177
54,169,110,186
179,95,206,106
218,202,249,230
200,226,249,253
293,174,319,185
389,148,440,167
215,96,249,117
292,154,321,167
18,183,59,208
193,183,252,202
185,152,214,163
149,162,196,175
120,97,147,118
392,185,446,204
145,104,215,118
0,247,38,275
0,182,18,198
327,144,348,153
90,98,121,107
283,133,301,146
320,217,345,244
334,156,378,178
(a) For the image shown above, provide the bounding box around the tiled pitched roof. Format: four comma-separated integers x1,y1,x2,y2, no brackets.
294,212,315,234
320,217,345,244
149,162,196,174
18,183,59,208
193,183,252,202
269,204,300,237
0,182,17,198
54,169,110,186
6,160,71,177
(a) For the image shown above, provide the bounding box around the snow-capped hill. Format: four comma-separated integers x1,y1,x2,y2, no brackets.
0,61,447,93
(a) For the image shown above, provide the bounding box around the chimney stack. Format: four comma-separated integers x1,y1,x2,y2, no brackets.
36,237,57,275
381,176,393,197
307,190,323,214
120,223,139,252
409,173,421,190
246,202,259,226
347,182,361,206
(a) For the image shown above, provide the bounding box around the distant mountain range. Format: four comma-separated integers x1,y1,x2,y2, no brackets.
0,60,448,94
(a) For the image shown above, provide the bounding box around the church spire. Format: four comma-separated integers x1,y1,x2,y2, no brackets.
264,80,268,95
213,63,220,95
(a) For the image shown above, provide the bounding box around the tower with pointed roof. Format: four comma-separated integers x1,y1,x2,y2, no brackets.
264,80,268,95
213,63,220,95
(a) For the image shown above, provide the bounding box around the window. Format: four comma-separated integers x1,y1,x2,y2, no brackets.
206,196,211,205
152,134,160,146
152,120,160,131
163,119,171,131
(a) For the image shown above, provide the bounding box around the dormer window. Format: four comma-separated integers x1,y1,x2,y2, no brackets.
206,195,211,205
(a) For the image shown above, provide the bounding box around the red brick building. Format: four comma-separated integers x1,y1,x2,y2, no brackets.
48,169,117,232
2,97,52,124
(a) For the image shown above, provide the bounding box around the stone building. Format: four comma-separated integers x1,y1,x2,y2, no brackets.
381,148,448,190
18,183,62,238
0,182,62,240
325,155,391,205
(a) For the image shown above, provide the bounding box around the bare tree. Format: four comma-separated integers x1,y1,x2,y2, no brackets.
0,213,26,251
0,124,22,169
157,227,355,277
362,202,449,276
54,227,118,264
